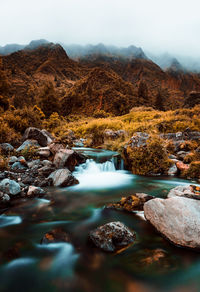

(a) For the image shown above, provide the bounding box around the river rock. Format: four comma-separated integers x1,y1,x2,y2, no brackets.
23,128,54,147
106,193,154,212
0,143,14,154
8,156,18,165
168,164,178,176
41,228,70,244
49,142,65,155
53,149,85,171
27,159,41,169
11,162,27,170
89,221,136,252
16,139,40,152
27,186,45,197
0,179,21,196
144,196,200,249
38,147,51,158
48,169,78,187
168,185,200,200
0,192,10,203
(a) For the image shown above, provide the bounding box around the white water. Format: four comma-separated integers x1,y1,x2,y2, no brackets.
0,215,22,228
72,158,133,190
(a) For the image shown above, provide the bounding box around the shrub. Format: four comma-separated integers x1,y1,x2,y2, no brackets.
93,110,110,118
0,120,20,144
126,136,171,175
186,161,200,179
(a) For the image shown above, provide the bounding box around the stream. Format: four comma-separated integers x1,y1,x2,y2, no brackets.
0,148,200,292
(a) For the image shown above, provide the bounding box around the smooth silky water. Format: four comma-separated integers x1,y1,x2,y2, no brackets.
0,148,200,292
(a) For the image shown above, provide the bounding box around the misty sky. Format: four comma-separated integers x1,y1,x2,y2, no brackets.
1,0,200,57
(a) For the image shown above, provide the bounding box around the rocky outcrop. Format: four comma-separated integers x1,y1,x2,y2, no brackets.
89,221,136,252
23,128,54,147
104,129,127,140
144,196,200,249
106,193,154,212
48,169,78,187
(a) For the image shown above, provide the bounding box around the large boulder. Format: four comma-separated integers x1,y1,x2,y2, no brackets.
0,179,21,196
168,185,200,200
48,169,78,187
23,128,54,147
16,139,40,152
144,196,200,249
89,221,136,252
53,149,85,171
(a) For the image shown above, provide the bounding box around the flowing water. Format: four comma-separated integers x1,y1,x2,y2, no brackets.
0,148,200,292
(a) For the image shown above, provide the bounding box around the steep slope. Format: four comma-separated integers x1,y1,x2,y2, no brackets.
62,67,137,116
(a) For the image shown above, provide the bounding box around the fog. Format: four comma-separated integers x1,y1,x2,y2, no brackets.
1,0,200,58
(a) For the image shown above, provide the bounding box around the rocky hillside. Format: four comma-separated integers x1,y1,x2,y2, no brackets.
0,42,200,116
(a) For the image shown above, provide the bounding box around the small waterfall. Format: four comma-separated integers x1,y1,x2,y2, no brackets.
71,151,132,190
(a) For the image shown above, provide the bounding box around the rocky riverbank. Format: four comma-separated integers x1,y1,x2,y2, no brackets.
0,127,86,209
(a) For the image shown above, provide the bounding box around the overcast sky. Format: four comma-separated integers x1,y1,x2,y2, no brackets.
1,0,200,57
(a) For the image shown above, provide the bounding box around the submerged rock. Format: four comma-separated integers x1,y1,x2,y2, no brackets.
41,228,70,244
0,192,10,204
106,193,154,212
23,127,54,147
144,196,200,249
48,169,79,187
0,179,21,196
89,221,136,252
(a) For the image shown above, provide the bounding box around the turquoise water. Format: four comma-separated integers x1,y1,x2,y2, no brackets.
0,148,200,292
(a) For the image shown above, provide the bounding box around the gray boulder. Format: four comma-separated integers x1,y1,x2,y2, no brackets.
53,149,85,171
144,196,200,249
23,128,54,147
168,185,200,200
16,139,40,152
48,169,78,187
89,221,136,252
0,179,21,196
